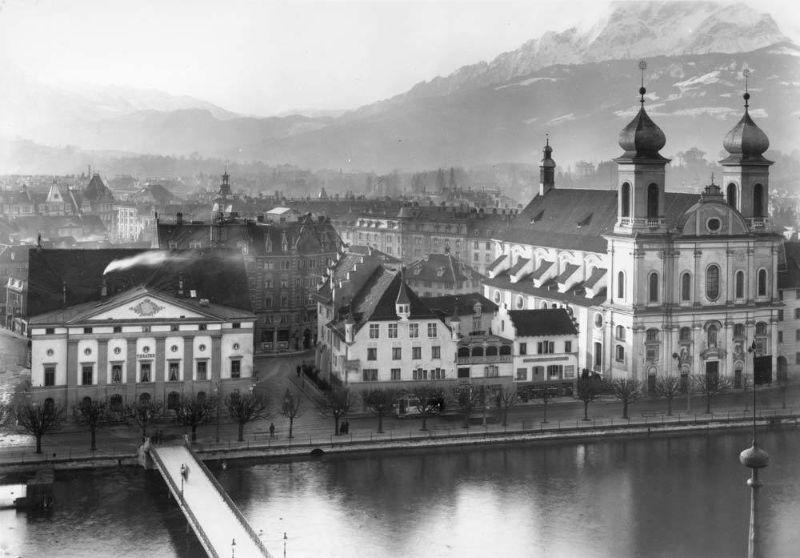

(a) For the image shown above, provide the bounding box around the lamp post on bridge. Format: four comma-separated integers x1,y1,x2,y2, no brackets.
739,338,768,558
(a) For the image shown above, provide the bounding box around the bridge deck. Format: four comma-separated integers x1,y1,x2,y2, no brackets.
150,445,269,558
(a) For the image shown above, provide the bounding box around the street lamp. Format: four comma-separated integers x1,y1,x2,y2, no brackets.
231,538,236,558
739,338,768,558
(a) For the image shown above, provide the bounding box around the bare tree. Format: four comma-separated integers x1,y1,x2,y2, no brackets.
226,391,271,442
451,382,481,428
13,401,64,454
610,379,640,420
408,384,445,431
281,388,303,439
692,373,732,414
74,398,109,451
174,394,216,442
322,386,355,436
362,389,398,433
654,375,682,416
576,372,604,421
125,399,164,440
494,384,519,427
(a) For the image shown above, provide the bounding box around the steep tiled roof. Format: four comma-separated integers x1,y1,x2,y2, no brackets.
350,269,437,327
26,248,252,317
84,174,115,203
420,292,498,317
507,308,577,337
495,188,699,252
405,252,481,285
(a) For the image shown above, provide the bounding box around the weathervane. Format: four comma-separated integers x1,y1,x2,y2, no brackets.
743,68,751,109
638,60,647,105
545,131,550,146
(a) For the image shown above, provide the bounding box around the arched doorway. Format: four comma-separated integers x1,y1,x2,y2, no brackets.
138,392,152,404
167,391,180,411
303,328,311,349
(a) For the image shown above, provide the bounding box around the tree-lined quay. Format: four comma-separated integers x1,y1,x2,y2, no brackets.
2,376,797,466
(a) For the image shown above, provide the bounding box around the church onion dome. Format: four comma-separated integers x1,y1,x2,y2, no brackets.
617,97,668,162
540,138,556,168
721,93,771,165
675,177,749,236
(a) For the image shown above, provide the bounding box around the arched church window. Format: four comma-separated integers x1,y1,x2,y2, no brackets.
615,325,625,341
735,271,745,299
755,322,768,337
646,328,659,343
727,183,737,209
617,271,625,299
679,327,692,342
648,272,659,303
647,183,659,219
757,269,767,297
753,184,764,217
616,345,625,362
621,182,631,218
706,265,720,301
680,273,691,302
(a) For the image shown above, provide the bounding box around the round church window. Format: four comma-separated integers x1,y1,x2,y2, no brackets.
46,348,54,357
199,344,206,352
233,343,240,351
84,348,91,356
594,313,603,328
171,345,178,353
114,347,121,355
706,218,721,232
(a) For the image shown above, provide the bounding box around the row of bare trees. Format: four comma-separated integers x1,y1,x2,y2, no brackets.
1,389,285,454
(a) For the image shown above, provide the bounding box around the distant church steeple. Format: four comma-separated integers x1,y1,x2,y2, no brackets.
539,134,556,196
614,60,670,234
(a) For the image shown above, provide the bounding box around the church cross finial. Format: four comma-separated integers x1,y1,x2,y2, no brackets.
743,68,751,109
710,172,715,185
545,131,550,146
638,60,648,105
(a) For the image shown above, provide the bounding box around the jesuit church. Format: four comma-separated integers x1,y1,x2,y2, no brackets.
485,81,781,390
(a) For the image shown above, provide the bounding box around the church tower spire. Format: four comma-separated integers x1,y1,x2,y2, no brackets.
539,134,556,196
614,60,670,234
720,70,772,230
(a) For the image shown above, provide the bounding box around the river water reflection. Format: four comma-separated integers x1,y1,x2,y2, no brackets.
3,429,800,557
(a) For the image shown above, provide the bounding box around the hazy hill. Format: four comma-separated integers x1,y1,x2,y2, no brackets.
1,1,797,174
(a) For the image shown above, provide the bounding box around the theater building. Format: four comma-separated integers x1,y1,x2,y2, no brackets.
28,286,256,409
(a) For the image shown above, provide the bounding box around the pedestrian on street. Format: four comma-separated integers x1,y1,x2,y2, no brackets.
296,365,301,377
344,421,349,434
269,422,275,438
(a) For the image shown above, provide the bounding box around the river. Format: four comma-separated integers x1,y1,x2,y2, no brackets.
2,428,799,558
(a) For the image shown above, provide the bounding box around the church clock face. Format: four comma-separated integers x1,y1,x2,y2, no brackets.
706,217,721,232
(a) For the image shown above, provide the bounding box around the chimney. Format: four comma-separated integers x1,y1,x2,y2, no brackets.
100,278,108,298
177,274,184,296
62,281,67,307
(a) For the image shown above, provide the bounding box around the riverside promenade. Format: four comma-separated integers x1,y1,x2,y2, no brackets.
1,397,798,473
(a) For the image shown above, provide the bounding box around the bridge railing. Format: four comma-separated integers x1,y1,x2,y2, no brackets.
149,448,220,558
184,443,273,558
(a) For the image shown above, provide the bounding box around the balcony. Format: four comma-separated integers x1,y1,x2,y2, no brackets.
746,217,771,231
456,355,513,365
616,217,664,229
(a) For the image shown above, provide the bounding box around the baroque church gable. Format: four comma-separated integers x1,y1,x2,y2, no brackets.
88,295,207,321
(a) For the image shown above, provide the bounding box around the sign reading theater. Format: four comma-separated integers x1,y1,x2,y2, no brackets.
29,286,256,408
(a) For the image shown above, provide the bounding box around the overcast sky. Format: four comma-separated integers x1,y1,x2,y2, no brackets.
1,0,797,116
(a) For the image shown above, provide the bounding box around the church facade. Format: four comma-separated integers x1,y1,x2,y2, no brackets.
485,84,782,388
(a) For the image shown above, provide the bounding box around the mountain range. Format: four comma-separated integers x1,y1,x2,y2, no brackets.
1,1,798,174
